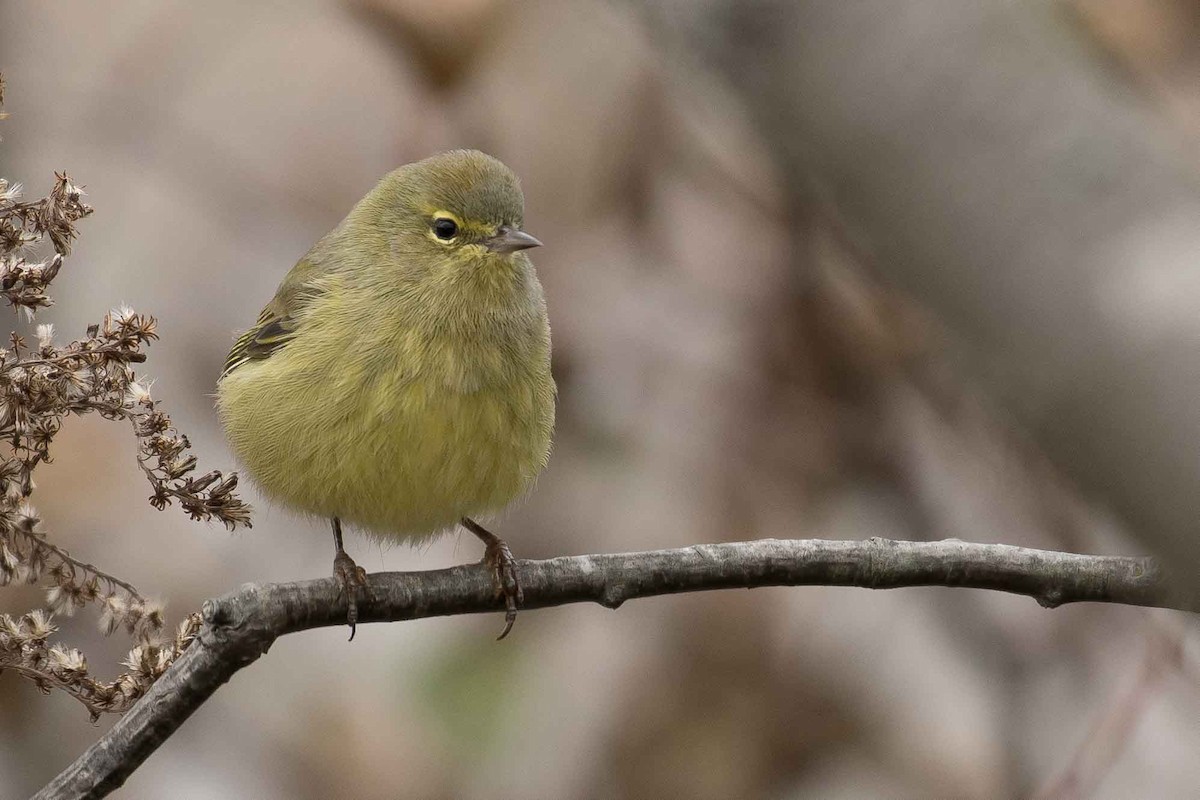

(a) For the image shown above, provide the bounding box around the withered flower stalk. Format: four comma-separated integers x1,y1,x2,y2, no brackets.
0,74,251,720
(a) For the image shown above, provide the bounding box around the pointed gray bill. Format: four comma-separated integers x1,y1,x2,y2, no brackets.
487,227,543,253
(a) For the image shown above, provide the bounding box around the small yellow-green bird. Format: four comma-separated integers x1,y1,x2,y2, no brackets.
217,150,554,639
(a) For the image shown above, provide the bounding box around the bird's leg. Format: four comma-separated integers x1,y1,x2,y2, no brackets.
331,516,368,641
461,517,523,640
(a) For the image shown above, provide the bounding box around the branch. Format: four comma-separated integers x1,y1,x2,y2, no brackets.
36,537,1192,799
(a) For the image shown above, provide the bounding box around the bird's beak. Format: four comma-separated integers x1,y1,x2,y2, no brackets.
487,226,543,254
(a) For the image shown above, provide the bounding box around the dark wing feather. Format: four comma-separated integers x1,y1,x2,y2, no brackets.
220,306,298,379
220,257,322,380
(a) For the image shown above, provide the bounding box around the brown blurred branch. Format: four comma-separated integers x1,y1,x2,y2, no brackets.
1033,621,1186,800
660,0,1200,577
37,537,1191,799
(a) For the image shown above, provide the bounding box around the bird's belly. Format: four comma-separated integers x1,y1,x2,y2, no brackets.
228,369,551,540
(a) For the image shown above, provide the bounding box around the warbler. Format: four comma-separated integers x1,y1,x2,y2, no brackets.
216,150,554,639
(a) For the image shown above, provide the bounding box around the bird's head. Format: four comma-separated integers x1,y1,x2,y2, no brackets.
370,150,541,270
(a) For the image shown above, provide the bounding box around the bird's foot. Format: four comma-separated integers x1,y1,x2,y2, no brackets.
483,536,524,641
333,549,369,641
461,517,524,640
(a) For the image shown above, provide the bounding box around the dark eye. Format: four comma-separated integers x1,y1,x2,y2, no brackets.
433,218,458,240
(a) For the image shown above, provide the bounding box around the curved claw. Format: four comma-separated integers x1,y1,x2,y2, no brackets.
484,537,523,641
333,550,369,641
461,518,524,640
497,592,519,641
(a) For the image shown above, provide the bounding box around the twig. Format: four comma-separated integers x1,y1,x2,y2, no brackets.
11,531,146,602
35,536,1192,800
1032,622,1186,800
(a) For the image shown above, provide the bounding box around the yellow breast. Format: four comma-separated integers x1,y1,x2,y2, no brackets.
217,273,555,541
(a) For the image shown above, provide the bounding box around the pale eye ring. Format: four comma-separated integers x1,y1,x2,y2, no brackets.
433,218,458,240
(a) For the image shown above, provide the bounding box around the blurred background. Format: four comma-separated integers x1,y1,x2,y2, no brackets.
3,0,1200,797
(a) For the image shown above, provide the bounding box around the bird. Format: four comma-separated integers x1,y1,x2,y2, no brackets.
216,150,555,639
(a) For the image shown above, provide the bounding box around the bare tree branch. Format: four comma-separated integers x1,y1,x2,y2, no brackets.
36,537,1192,800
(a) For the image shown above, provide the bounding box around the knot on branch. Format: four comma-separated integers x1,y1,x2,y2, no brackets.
600,583,627,609
1036,589,1065,609
862,536,898,588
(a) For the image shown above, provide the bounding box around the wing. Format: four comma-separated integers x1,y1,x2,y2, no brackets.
220,304,297,379
220,258,322,380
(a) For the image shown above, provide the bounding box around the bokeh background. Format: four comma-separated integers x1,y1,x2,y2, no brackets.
3,1,1200,797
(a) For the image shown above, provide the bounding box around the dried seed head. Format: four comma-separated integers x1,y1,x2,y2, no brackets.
47,643,87,676
0,78,246,717
23,609,55,641
125,378,153,406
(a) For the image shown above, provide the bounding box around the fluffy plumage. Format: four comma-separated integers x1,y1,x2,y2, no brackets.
217,150,555,543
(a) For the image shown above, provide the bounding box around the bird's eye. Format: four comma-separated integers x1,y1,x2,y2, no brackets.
433,218,458,240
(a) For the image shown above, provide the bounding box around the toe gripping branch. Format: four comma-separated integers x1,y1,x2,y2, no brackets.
462,518,524,640
331,516,369,641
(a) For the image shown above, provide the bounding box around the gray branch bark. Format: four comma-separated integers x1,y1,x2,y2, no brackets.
36,537,1192,800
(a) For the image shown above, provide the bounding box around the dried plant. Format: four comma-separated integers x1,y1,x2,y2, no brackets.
0,74,251,720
